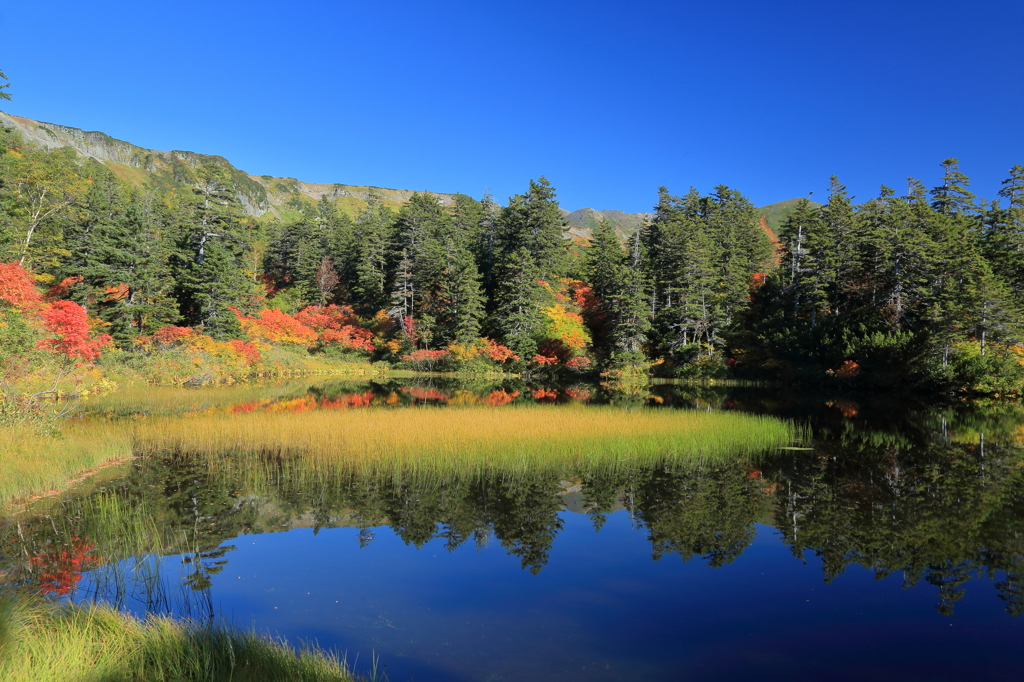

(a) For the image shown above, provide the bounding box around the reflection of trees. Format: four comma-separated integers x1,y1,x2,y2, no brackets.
633,465,769,567
766,428,1024,616
6,393,1024,618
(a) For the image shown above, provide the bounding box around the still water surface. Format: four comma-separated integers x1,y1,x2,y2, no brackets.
4,381,1024,681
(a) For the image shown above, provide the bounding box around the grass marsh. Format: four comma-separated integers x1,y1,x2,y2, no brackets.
0,421,131,509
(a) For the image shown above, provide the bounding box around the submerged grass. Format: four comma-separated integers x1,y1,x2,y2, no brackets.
132,404,797,474
0,596,357,682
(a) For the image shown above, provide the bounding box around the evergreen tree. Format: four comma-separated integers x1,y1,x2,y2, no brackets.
931,158,977,216
496,177,570,281
169,163,259,338
490,247,546,359
585,218,625,303
351,188,395,315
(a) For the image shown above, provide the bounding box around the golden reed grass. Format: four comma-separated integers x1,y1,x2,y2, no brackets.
131,405,797,474
1,404,797,508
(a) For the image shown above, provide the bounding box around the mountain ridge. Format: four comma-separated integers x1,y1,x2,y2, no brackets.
1,111,800,237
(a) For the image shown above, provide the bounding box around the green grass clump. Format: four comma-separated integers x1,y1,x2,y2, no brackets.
0,596,356,682
0,421,132,510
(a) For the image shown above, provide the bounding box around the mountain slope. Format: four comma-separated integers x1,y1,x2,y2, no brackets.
0,111,460,219
2,111,799,231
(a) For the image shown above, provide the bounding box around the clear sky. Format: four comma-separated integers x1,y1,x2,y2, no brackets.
1,0,1021,213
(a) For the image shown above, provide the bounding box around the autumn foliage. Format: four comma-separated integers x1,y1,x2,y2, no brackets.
37,301,113,362
239,308,318,347
294,305,375,352
0,261,44,312
1,262,112,364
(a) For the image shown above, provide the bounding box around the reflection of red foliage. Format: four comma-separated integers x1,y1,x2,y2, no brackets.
532,388,559,403
483,390,519,406
828,398,860,418
30,536,100,596
320,392,375,409
401,387,449,401
37,300,112,361
564,387,591,401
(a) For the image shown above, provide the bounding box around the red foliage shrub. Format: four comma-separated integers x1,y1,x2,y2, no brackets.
536,338,572,364
531,354,559,366
142,325,194,348
0,261,44,311
565,355,592,372
480,339,519,363
37,300,112,361
228,339,261,365
401,349,450,362
320,392,375,409
241,308,317,346
294,305,375,352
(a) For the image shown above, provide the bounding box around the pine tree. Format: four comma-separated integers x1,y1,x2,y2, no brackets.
931,158,977,217
586,218,625,303
984,165,1024,303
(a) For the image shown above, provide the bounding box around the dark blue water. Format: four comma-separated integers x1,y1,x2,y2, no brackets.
5,385,1024,681
175,515,1023,682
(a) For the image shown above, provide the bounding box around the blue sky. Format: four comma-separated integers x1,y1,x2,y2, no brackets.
1,0,1021,213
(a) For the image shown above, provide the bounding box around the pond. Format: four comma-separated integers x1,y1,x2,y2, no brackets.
3,379,1024,681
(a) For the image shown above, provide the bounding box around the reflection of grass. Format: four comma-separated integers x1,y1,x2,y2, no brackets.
0,596,356,682
133,405,796,473
86,379,321,417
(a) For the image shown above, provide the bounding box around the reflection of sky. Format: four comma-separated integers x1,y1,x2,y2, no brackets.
77,511,1024,682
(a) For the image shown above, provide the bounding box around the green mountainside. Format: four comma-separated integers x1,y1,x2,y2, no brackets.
1,111,802,230
759,197,824,232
